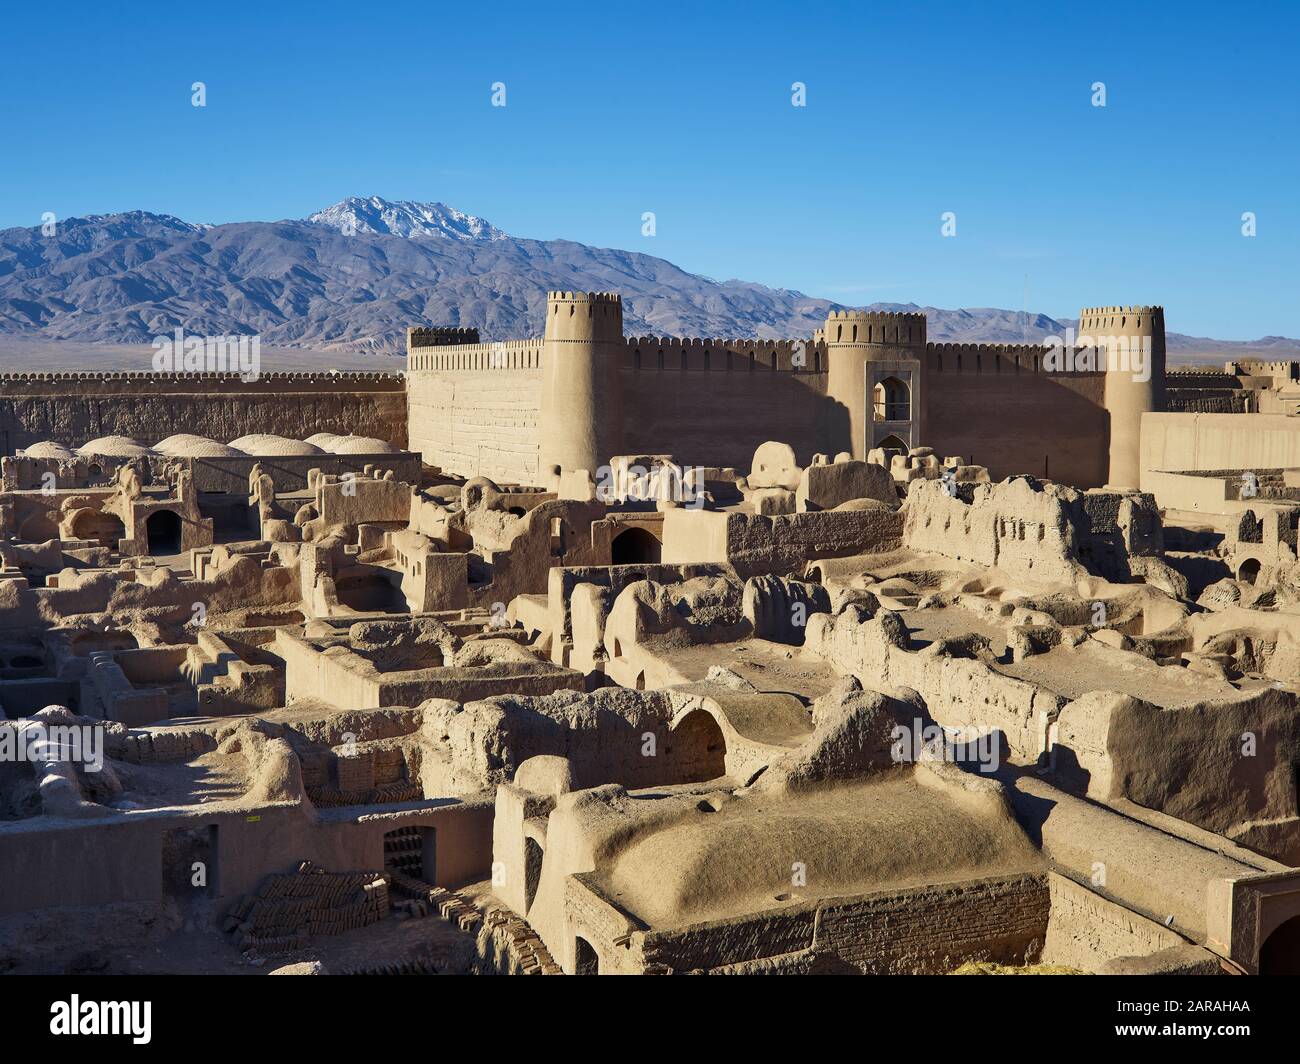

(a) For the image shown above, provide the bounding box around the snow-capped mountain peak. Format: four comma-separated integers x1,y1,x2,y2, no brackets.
306,196,507,241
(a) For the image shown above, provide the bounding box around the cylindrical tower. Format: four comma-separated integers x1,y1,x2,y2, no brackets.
1080,305,1166,490
823,310,927,459
539,291,625,477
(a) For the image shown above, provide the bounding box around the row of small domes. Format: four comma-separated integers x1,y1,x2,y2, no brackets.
19,432,396,461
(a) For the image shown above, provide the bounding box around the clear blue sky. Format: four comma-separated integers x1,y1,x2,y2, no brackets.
3,0,1297,339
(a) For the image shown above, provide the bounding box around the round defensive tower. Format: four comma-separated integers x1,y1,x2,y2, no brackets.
539,291,625,476
823,309,927,459
1079,305,1166,490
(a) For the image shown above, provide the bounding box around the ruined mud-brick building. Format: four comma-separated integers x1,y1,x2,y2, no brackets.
10,288,1300,978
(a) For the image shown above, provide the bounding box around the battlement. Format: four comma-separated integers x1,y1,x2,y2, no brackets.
622,336,825,373
408,339,544,372
1078,306,1165,332
0,371,402,381
545,290,624,342
823,310,926,346
546,291,623,305
0,371,404,393
407,326,481,349
1079,304,1165,316
1227,359,1300,375
925,342,1100,375
825,309,927,325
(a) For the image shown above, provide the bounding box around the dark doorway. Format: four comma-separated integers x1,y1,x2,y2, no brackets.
550,518,567,557
668,709,728,781
72,510,126,549
146,510,183,554
524,837,544,913
383,826,436,884
574,936,599,975
161,824,219,901
1259,915,1300,974
611,527,662,565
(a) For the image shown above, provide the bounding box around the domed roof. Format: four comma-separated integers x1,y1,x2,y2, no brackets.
19,441,76,460
155,434,244,458
77,436,156,457
327,435,396,454
305,432,343,449
228,434,325,456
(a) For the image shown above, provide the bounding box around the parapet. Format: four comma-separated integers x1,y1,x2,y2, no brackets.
1077,306,1165,334
0,371,402,381
925,342,1072,375
545,291,624,343
408,338,544,372
0,371,405,393
623,336,825,373
824,309,926,347
546,291,623,306
408,326,481,349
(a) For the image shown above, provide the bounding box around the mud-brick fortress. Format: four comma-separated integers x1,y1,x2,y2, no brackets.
4,292,1295,505
405,292,1167,491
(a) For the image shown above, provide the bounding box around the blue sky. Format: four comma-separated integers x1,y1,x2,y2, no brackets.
2,0,1297,338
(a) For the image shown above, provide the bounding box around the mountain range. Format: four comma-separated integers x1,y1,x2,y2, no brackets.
0,195,1294,363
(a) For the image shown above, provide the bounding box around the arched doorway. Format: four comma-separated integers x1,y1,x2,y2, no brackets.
876,433,908,453
146,510,183,554
1239,559,1261,586
574,936,599,975
873,377,910,422
71,509,125,549
668,708,728,782
1259,914,1300,974
611,527,662,565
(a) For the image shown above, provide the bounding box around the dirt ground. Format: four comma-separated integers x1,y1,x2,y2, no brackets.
1,898,478,975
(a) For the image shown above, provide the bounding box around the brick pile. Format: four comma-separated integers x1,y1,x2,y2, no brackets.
307,779,422,808
475,905,563,976
386,870,560,975
225,861,390,955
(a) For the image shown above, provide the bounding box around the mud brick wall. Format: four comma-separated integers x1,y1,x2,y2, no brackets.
1042,872,1184,972
336,751,375,792
107,725,218,763
619,364,832,471
637,873,1048,974
923,357,1108,488
814,873,1049,973
0,373,407,453
406,366,542,485
643,908,819,972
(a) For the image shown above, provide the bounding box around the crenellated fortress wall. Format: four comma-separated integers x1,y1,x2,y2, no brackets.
0,294,1175,492
406,355,544,484
0,372,408,453
619,337,831,468
411,294,1168,489
406,331,836,480
404,307,1131,488
922,344,1109,486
